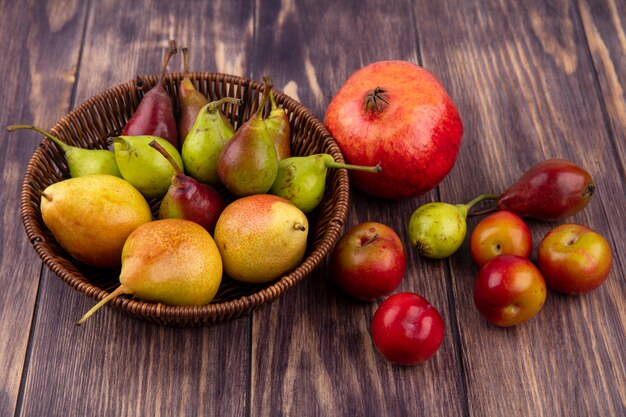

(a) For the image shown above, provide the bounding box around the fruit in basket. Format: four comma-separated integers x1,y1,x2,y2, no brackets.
7,124,121,178
122,40,179,148
269,154,381,213
40,175,152,268
329,222,406,301
407,194,496,259
113,135,183,199
217,88,278,196
182,97,242,186
77,218,223,325
473,255,547,327
178,47,210,145
538,224,613,294
324,60,463,199
150,140,225,232
214,194,308,283
371,292,444,365
469,210,532,266
496,159,595,222
262,75,291,161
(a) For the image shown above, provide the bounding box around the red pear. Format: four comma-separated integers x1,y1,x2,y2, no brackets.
497,159,595,222
149,140,225,233
123,40,179,148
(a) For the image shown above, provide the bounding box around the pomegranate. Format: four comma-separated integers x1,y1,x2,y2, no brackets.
324,60,463,199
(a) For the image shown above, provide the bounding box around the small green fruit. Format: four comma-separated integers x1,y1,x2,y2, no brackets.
407,194,499,259
408,202,468,259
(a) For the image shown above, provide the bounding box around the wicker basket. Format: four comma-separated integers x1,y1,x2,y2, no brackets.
20,72,350,326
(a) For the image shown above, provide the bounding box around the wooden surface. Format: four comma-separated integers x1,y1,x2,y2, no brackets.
1,0,624,416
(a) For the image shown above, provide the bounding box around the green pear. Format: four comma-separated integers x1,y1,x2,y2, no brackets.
40,175,152,268
7,124,121,178
181,97,242,186
77,219,223,325
113,135,184,200
262,75,291,161
178,47,210,145
407,194,499,259
269,154,381,213
217,88,278,196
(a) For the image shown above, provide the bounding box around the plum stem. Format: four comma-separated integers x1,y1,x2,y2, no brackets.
361,234,379,246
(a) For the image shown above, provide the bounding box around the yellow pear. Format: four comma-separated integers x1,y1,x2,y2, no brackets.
40,175,152,268
77,219,223,325
214,194,309,283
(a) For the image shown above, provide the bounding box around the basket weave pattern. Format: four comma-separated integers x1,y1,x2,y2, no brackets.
20,73,349,326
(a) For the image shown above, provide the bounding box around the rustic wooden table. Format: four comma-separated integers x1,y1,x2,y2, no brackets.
1,1,624,416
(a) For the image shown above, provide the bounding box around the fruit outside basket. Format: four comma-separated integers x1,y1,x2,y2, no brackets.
20,72,350,326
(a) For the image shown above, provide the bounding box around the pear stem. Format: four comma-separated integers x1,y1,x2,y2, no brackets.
159,40,178,85
294,222,307,232
255,78,272,120
149,140,183,176
76,285,128,326
263,75,278,109
7,124,70,152
182,47,190,78
464,193,500,216
324,158,382,173
41,191,51,201
207,97,243,113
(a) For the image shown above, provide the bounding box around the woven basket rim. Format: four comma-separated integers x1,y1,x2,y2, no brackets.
20,72,350,325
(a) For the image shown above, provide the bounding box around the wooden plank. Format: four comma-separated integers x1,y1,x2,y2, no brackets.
18,1,254,416
0,1,87,416
249,1,466,416
578,0,626,175
22,274,250,417
412,0,626,416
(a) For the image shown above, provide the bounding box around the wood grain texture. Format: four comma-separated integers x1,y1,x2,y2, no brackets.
21,274,249,417
2,0,625,416
74,0,254,103
413,0,626,415
249,1,465,416
0,1,86,416
578,0,626,176
17,1,253,416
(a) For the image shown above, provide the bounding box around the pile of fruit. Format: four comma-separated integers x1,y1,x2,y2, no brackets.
11,41,613,366
11,41,379,325
324,61,612,365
